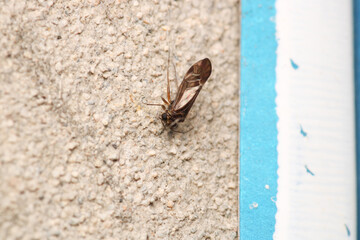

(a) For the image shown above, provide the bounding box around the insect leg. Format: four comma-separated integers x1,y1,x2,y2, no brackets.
169,118,193,133
156,116,166,135
161,96,170,105
171,126,193,134
169,118,182,129
157,127,165,135
170,120,193,133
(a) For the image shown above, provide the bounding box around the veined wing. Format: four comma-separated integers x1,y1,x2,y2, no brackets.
172,58,212,115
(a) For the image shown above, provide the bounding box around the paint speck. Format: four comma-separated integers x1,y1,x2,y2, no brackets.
345,224,350,236
305,165,315,176
290,59,299,69
265,185,270,190
300,125,307,137
249,202,258,209
270,196,276,203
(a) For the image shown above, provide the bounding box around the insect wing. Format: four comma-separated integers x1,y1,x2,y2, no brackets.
172,58,212,115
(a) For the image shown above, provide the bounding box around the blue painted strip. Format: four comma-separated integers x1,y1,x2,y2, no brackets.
354,0,360,239
240,0,278,239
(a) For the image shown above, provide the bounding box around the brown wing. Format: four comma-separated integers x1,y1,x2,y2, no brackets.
171,58,212,118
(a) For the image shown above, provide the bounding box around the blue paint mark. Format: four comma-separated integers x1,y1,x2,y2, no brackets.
300,125,307,137
345,224,351,236
305,165,315,176
354,0,360,238
290,59,299,69
240,0,278,239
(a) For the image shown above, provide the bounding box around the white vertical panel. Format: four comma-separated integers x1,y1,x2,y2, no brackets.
274,1,356,239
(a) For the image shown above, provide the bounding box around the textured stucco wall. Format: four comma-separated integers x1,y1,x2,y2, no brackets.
0,0,239,239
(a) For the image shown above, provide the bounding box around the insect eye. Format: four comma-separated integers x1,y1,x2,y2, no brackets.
161,113,167,121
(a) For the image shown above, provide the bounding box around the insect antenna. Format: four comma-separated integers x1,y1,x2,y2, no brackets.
166,43,171,103
161,96,170,105
172,60,179,90
166,23,179,92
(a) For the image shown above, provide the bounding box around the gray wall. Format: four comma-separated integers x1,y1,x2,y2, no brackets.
0,0,239,239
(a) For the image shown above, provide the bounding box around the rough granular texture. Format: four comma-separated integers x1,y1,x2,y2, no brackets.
0,0,239,239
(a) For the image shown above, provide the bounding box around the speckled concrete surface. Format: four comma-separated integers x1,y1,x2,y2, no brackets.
0,0,239,239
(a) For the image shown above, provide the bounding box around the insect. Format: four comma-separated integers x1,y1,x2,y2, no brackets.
145,56,212,132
